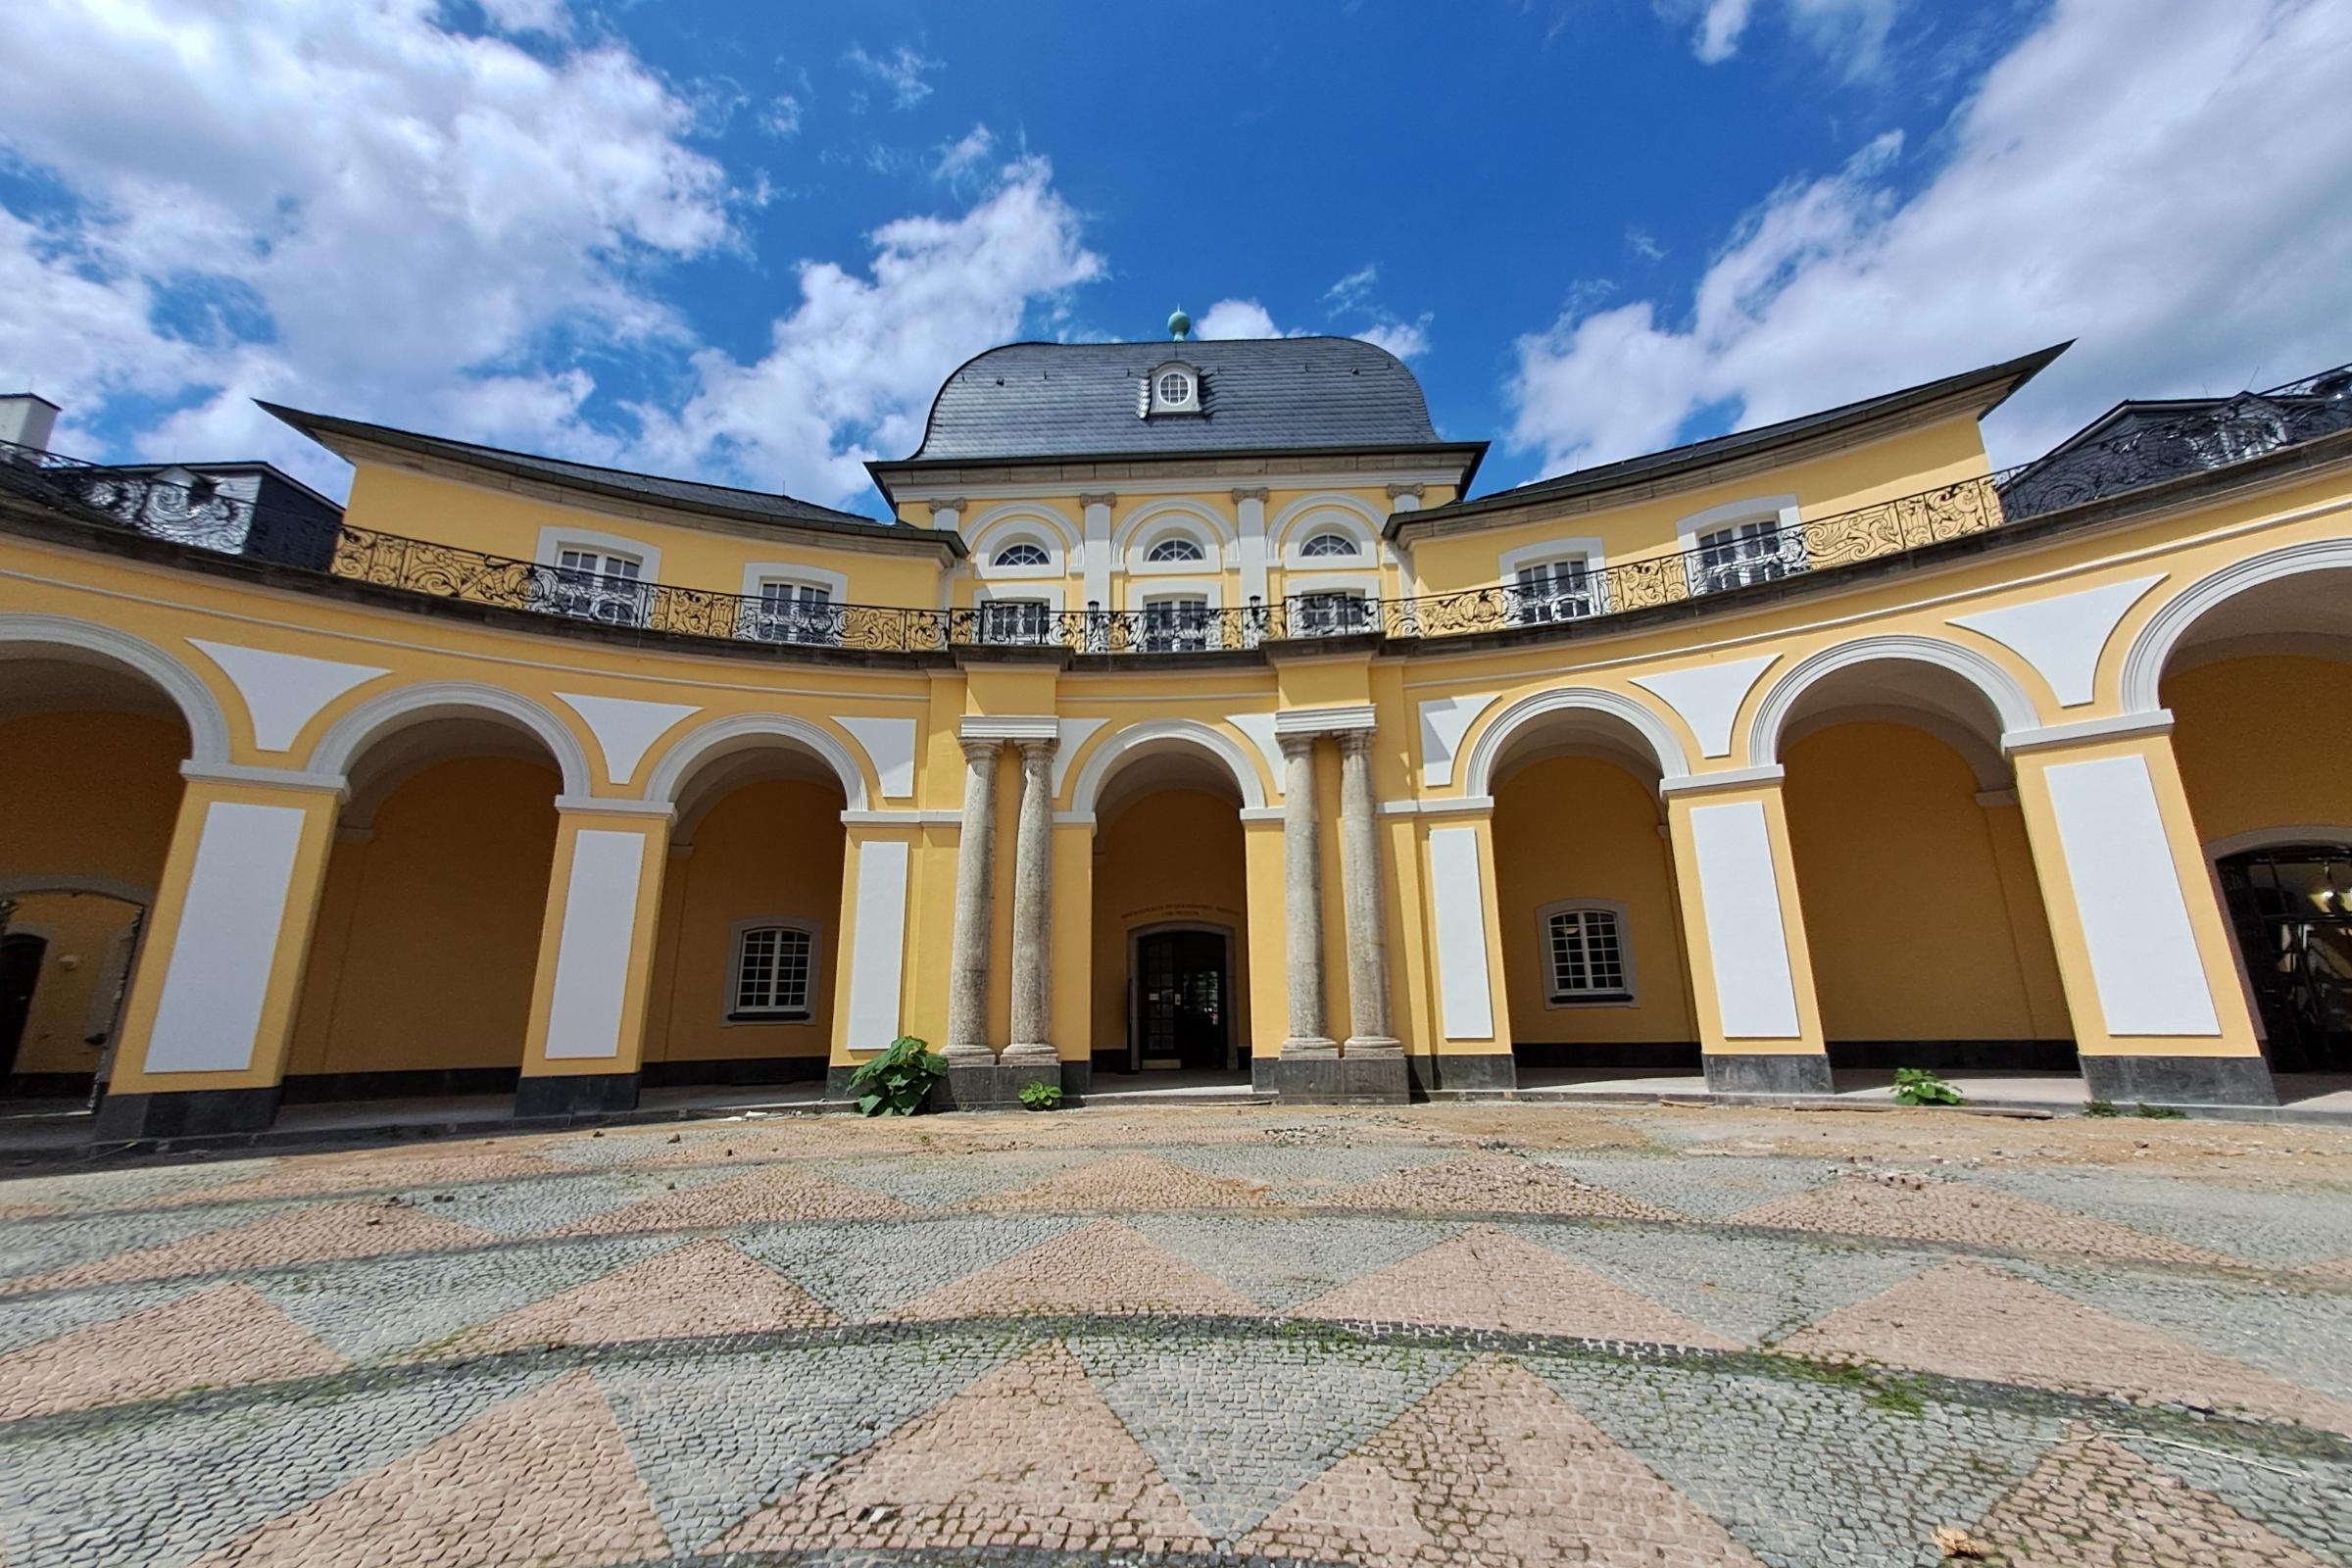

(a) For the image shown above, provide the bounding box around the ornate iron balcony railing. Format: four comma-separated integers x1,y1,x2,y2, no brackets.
3,357,2344,655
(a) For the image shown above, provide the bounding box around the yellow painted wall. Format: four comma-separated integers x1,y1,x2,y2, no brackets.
2168,655,2352,843
1783,721,2066,1041
1089,787,1252,1056
1491,757,1694,1046
288,757,559,1076
645,779,845,1065
3,891,143,1076
0,710,184,892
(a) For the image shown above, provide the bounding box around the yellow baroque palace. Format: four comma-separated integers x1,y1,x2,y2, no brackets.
3,331,2350,1138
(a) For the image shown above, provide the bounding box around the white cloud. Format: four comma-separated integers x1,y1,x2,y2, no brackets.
934,123,996,183
1674,0,1900,75
1357,316,1433,361
1196,299,1288,340
1690,0,1753,61
1324,265,1379,313
626,157,1105,506
843,43,942,111
1625,225,1667,262
0,0,734,485
1509,0,2352,477
760,94,803,137
477,0,570,38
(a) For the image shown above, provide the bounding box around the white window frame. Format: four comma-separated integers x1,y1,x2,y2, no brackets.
738,562,849,647
1273,500,1383,569
972,581,1063,645
1536,898,1637,1007
1298,530,1362,562
725,916,820,1024
1127,520,1224,575
1496,537,1608,624
1674,495,1805,596
1146,360,1201,416
1135,583,1221,652
966,506,1078,581
1279,570,1381,637
535,526,661,627
992,540,1054,570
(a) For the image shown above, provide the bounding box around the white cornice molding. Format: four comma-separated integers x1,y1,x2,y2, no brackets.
1273,703,1378,738
2000,710,2174,756
1655,764,1786,798
552,794,676,818
1379,795,1496,817
885,466,1470,505
179,760,349,797
958,713,1060,743
841,808,961,827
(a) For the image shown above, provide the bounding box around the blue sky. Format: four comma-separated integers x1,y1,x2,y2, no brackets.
3,0,2348,514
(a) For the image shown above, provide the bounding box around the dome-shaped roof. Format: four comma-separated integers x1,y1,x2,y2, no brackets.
904,336,1444,463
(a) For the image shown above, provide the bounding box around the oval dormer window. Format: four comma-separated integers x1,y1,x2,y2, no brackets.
1146,536,1205,564
1156,370,1193,406
995,541,1050,567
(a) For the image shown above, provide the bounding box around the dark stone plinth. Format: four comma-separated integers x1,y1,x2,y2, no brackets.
1407,1053,1518,1096
1702,1052,1835,1096
513,1071,639,1119
1253,1052,1410,1104
92,1085,281,1142
2081,1054,2277,1107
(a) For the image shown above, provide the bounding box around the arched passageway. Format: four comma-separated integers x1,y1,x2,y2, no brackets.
1485,702,1698,1074
1769,658,2072,1074
2155,564,2352,1082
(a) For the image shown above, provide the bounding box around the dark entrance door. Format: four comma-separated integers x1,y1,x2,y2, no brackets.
0,933,46,1082
1135,929,1231,1072
2217,844,2352,1073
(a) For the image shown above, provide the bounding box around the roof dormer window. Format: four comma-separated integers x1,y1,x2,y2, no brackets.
1145,360,1201,417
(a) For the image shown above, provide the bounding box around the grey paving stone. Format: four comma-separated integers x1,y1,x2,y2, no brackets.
1068,1329,1463,1544
1527,1151,1837,1219
1153,1145,1458,1203
0,1277,186,1356
0,1199,308,1284
734,1213,1086,1319
1126,1213,1457,1310
1963,1165,2352,1266
0,1157,279,1211
2010,1256,2352,1402
808,1151,1091,1207
2116,1430,2352,1563
1531,1352,2062,1568
1514,1220,1944,1347
381,1167,735,1237
603,1334,1029,1553
0,1365,541,1568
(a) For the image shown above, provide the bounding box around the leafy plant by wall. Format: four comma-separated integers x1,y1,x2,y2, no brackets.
1891,1066,1963,1106
848,1036,945,1116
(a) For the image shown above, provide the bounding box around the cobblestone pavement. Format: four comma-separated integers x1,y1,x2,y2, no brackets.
3,1102,2352,1566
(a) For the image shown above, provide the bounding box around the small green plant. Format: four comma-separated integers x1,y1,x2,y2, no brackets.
2083,1099,2121,1117
1890,1066,1963,1106
2132,1102,2186,1120
847,1035,946,1117
1018,1081,1064,1111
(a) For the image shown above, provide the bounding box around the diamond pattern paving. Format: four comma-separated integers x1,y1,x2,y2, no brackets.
5,1102,2349,1566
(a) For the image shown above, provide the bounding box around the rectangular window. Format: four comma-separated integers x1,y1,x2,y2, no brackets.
1291,590,1373,637
733,924,814,1018
1691,519,1802,594
752,580,838,645
548,547,648,625
1142,595,1211,651
982,598,1051,644
1510,559,1596,623
1546,907,1629,1002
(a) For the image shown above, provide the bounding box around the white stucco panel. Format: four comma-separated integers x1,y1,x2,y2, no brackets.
1418,692,1496,789
1688,798,1802,1038
543,829,650,1059
2042,753,2221,1035
844,838,910,1051
188,640,388,753
837,715,919,799
1054,717,1109,797
1225,711,1284,795
1428,826,1495,1041
556,693,702,786
1631,655,1778,760
145,801,308,1072
1949,574,2164,708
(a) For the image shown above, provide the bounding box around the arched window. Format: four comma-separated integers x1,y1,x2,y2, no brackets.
1540,902,1632,1003
1146,536,1205,564
1299,532,1358,559
731,921,817,1020
995,541,1050,568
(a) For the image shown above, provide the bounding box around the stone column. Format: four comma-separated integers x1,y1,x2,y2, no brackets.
1279,733,1336,1055
944,737,1000,1059
1004,736,1059,1065
1337,730,1399,1055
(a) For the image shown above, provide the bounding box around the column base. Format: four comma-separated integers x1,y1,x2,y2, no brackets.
1279,1036,1340,1057
92,1084,282,1142
1343,1036,1401,1056
2081,1054,2277,1107
514,1072,640,1119
1701,1053,1835,1096
1254,1052,1408,1104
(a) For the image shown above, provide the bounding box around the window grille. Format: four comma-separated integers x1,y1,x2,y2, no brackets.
550,548,647,625
1546,906,1628,1001
1145,536,1205,564
734,924,813,1016
1510,558,1596,623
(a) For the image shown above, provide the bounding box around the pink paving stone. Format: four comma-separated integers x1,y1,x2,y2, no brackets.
1728,1176,2241,1265
891,1219,1264,1321
192,1370,667,1568
152,1145,563,1206
1242,1353,1768,1568
2295,1254,2352,1281
549,1163,915,1236
1306,1152,1680,1219
0,1282,347,1420
964,1152,1274,1212
711,1341,1213,1555
3,1200,495,1295
1971,1423,2329,1567
1291,1224,1740,1348
1778,1259,2352,1436
440,1239,843,1355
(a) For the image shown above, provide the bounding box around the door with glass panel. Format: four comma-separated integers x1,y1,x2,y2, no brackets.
546,548,647,624
1142,596,1211,652
1509,558,1597,623
754,581,837,645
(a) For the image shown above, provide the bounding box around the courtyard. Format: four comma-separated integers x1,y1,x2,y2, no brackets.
1,1102,2349,1566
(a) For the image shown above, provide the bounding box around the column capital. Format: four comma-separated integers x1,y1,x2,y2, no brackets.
1278,730,1319,760
1077,490,1117,509
928,496,968,518
1385,482,1426,501
958,736,1003,767
1230,485,1269,503
1336,728,1377,760
1015,735,1059,762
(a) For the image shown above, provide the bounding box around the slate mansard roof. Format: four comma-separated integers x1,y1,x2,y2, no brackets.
890,336,1477,466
